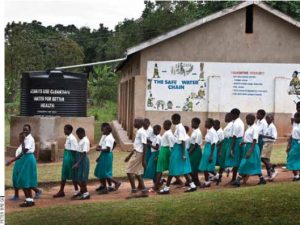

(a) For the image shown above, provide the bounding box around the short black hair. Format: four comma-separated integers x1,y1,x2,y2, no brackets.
76,127,85,136
206,118,214,126
184,125,189,133
294,71,298,75
296,101,300,107
101,122,110,129
294,112,300,119
23,124,31,131
153,124,161,131
144,118,150,124
192,117,201,126
214,120,220,127
64,124,73,132
171,113,181,122
230,108,240,116
246,113,256,121
163,120,172,129
257,109,266,117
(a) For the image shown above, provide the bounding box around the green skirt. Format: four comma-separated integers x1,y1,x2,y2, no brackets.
238,143,262,175
156,146,171,173
61,149,76,180
258,136,264,153
12,158,22,188
144,151,159,179
287,139,300,170
189,144,202,172
169,143,191,176
145,146,152,163
14,153,38,189
216,140,227,168
199,143,217,172
94,151,113,179
224,137,243,167
73,152,90,182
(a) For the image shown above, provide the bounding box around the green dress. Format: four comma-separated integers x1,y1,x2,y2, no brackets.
156,146,171,173
189,144,202,172
94,151,113,179
144,151,159,179
238,143,262,175
199,143,217,172
169,143,192,176
61,149,76,180
73,152,90,182
287,139,300,170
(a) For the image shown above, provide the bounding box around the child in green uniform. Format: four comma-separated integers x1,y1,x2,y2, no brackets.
143,118,153,164
53,124,79,198
94,124,122,194
231,114,267,187
256,109,267,153
72,128,90,200
222,113,234,182
199,118,218,188
214,120,225,185
188,117,202,186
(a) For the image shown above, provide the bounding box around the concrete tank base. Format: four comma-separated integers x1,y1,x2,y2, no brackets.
6,116,95,162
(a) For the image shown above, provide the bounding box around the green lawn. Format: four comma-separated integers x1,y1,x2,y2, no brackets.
6,182,300,225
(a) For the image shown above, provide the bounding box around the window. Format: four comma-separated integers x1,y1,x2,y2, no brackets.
246,5,253,34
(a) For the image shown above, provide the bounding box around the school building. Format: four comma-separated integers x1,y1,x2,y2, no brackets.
113,1,300,149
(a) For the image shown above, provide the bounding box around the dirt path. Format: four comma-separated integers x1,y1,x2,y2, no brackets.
5,168,296,214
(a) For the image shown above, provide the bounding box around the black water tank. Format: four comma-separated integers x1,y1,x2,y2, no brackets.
20,70,87,117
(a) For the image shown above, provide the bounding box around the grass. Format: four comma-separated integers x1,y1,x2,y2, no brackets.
6,182,300,225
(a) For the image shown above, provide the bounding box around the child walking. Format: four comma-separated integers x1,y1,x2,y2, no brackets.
231,114,266,187
260,114,278,181
214,120,225,185
159,113,196,194
199,118,218,188
286,112,300,181
188,117,202,186
143,118,154,164
72,128,90,200
223,113,234,179
256,109,267,153
144,125,162,186
229,108,245,183
125,118,148,198
53,124,79,198
153,120,173,191
94,123,122,194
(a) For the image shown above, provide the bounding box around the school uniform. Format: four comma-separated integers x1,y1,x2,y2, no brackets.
199,127,218,172
61,133,78,180
287,123,300,170
73,136,90,182
144,134,162,179
169,123,192,176
189,128,202,172
261,123,277,160
156,130,174,173
238,124,262,175
15,134,38,189
229,118,244,167
126,128,147,175
12,145,22,188
144,126,154,163
224,122,234,168
216,128,225,168
256,118,268,152
94,133,115,179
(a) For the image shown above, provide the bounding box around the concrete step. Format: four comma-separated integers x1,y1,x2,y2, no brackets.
111,120,133,152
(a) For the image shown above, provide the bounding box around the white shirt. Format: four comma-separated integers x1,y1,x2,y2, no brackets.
185,133,191,149
243,124,259,143
65,133,78,151
263,123,278,142
98,135,106,146
205,127,218,144
292,112,298,128
150,134,162,152
161,130,175,148
24,134,35,154
224,121,233,138
144,126,153,139
256,118,268,135
292,123,300,140
232,118,245,138
15,145,22,157
77,136,90,153
101,133,115,152
190,128,202,145
217,128,225,143
133,128,147,153
174,123,187,144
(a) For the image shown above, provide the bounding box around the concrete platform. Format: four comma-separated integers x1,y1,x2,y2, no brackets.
111,120,133,151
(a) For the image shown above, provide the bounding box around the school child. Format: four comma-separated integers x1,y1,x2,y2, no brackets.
214,120,225,185
229,108,245,183
143,118,154,164
94,124,122,194
95,123,114,192
291,101,300,127
159,113,196,194
231,114,266,187
198,118,218,188
125,118,149,198
286,112,300,181
153,120,173,191
188,117,202,186
53,124,79,198
184,126,191,150
72,128,90,200
260,114,278,181
222,113,234,179
9,124,38,207
144,125,162,186
256,109,268,153
6,132,42,201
